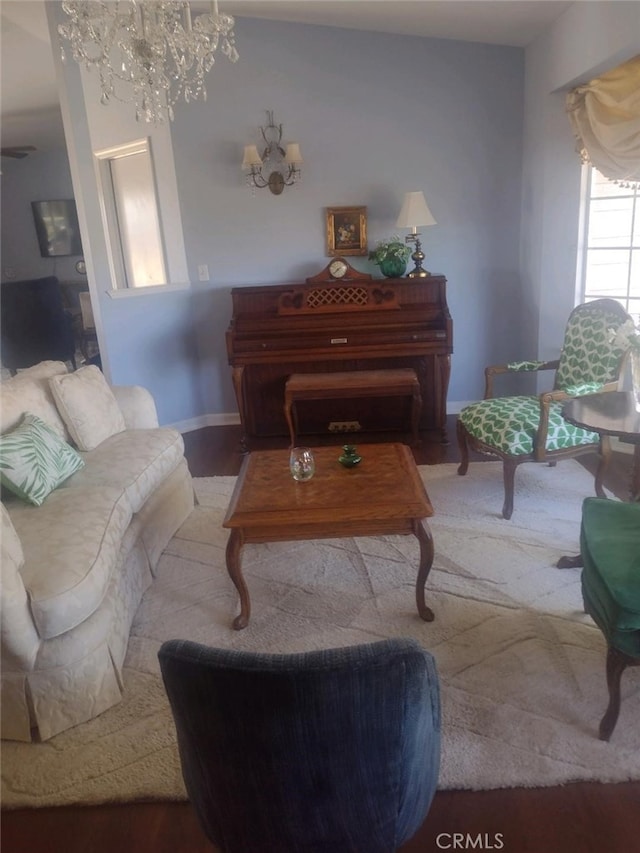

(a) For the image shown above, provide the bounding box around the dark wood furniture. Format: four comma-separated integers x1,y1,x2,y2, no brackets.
0,276,77,374
222,443,435,630
284,368,422,448
225,274,452,448
563,391,640,500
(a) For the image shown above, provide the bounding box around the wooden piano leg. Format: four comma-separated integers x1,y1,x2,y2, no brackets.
439,354,451,444
283,389,296,448
231,365,250,453
411,384,422,447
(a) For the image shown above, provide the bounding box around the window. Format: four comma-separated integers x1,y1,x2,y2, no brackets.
95,139,168,290
581,166,640,323
109,147,166,288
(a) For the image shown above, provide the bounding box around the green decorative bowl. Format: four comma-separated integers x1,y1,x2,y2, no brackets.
379,255,407,278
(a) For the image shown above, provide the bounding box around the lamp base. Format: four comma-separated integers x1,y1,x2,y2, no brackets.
406,238,430,278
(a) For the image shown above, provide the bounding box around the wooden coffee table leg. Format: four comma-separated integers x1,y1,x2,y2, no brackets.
225,529,251,630
414,517,435,622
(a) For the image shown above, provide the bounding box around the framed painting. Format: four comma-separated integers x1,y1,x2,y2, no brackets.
326,206,367,257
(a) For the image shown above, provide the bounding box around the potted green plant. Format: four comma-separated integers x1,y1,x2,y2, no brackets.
368,236,411,278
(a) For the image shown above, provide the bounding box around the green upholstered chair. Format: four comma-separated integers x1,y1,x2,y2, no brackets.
457,299,631,519
580,497,640,741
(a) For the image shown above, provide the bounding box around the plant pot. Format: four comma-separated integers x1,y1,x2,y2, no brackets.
379,256,407,278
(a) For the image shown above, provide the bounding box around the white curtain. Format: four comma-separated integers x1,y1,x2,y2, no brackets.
566,54,640,186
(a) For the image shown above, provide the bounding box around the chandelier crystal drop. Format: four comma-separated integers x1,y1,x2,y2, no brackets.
58,1,239,124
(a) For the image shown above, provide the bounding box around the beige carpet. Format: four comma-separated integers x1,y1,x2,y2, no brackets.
3,460,639,808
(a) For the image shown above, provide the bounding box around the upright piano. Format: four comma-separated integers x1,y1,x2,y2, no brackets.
226,265,453,445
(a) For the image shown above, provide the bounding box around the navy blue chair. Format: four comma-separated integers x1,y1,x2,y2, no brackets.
1,276,76,374
158,637,441,853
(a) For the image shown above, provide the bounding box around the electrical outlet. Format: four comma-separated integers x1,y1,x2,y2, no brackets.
328,421,362,433
197,264,209,281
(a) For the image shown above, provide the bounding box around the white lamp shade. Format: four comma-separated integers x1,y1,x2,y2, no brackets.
242,144,263,168
396,191,437,229
284,142,303,165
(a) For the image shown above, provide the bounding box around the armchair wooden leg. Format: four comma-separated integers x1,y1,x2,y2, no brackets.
501,459,518,520
456,419,470,476
599,645,639,741
599,646,627,741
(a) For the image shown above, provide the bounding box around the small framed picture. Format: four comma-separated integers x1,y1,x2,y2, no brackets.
326,206,367,257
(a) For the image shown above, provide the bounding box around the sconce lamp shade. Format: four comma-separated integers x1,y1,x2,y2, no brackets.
242,145,263,168
284,143,303,165
396,191,437,232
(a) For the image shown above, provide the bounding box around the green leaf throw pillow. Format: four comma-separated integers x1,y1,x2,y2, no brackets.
0,412,85,506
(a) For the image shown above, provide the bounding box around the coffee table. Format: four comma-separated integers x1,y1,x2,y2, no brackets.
222,443,435,629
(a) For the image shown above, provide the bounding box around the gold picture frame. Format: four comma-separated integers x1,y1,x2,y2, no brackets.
326,206,367,257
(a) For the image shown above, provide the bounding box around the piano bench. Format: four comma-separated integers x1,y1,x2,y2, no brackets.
284,368,422,448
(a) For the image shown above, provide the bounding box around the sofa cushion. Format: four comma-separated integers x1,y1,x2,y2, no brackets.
49,366,126,451
0,413,85,506
0,361,70,441
6,485,133,640
65,428,186,513
12,361,69,381
1,504,40,673
1,501,23,567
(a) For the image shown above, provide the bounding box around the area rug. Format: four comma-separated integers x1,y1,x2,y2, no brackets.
2,461,639,808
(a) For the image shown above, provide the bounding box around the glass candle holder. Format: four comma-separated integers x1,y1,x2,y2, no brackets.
289,447,315,481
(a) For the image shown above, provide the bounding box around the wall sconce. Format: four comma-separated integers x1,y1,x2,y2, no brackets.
242,110,302,195
396,191,437,277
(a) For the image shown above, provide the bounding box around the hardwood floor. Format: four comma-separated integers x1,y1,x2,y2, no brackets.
2,419,638,853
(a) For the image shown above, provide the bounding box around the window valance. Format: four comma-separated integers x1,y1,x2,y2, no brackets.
566,54,640,186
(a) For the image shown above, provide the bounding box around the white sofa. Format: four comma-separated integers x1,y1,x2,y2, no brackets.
0,361,194,741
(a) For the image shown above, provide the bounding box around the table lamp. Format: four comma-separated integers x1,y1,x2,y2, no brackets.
396,191,436,277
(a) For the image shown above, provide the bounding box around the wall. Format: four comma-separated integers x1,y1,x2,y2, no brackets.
45,12,525,427
0,142,83,286
521,1,640,369
171,20,525,422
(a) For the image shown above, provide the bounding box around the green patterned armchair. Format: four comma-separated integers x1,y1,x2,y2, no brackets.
457,299,631,519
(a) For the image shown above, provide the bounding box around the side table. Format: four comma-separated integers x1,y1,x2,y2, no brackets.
563,391,639,500
557,391,639,569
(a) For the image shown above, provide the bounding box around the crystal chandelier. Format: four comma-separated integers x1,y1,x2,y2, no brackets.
58,1,239,124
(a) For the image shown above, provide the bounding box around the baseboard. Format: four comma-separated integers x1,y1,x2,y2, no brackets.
172,404,473,434
170,403,635,450
447,401,472,415
171,413,241,434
